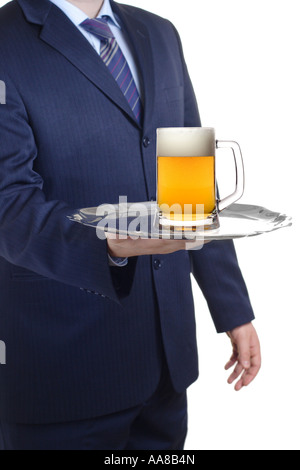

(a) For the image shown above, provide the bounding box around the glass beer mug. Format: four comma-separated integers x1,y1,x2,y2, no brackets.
156,127,245,230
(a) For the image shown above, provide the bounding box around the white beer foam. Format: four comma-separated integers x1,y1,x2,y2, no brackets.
157,127,215,157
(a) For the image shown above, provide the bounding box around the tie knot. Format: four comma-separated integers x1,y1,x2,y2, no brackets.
80,18,115,41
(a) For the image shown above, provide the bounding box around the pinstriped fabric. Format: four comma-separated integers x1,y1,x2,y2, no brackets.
0,0,255,425
81,17,143,125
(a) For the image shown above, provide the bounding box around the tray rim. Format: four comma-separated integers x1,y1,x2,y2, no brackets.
68,202,293,241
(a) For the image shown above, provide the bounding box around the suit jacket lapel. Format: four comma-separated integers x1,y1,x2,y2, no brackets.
18,0,141,127
112,1,155,130
17,0,156,129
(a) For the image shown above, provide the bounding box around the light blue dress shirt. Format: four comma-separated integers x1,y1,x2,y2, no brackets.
49,0,131,267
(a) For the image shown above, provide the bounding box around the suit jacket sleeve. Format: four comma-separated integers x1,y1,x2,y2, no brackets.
0,69,136,302
172,24,255,333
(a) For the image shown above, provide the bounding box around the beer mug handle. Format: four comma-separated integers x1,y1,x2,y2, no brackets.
216,140,245,212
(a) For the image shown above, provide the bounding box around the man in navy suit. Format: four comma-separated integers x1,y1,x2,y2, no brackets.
0,0,261,450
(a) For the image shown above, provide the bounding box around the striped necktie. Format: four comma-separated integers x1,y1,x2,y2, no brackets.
80,17,143,126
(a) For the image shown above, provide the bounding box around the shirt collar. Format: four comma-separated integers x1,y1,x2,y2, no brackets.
100,0,121,28
49,0,121,29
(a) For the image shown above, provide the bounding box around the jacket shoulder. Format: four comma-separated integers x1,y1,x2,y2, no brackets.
115,2,175,31
0,1,37,67
0,1,23,30
0,0,31,52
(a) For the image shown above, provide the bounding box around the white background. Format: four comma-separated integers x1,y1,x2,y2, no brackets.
1,0,299,450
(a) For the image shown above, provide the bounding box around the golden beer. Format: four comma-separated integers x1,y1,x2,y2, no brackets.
156,127,245,229
157,156,216,220
157,128,217,223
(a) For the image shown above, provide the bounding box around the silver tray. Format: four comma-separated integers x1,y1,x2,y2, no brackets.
68,202,292,241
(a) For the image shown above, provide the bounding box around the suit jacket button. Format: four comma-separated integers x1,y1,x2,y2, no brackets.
153,259,162,270
143,137,151,148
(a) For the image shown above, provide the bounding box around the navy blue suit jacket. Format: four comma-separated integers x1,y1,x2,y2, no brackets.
0,0,255,424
